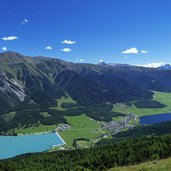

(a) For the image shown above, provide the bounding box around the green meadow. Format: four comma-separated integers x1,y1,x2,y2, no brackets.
50,93,76,111
113,91,171,116
58,114,103,146
39,112,52,117
15,124,56,134
2,111,16,122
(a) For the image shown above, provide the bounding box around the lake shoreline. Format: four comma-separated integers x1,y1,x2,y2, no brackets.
17,130,54,136
55,131,66,145
18,131,66,146
0,132,64,160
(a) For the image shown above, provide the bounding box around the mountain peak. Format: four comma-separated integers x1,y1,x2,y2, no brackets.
97,61,108,67
0,51,33,64
0,51,24,56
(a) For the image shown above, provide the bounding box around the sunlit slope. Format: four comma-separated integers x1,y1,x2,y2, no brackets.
109,157,171,171
113,91,171,116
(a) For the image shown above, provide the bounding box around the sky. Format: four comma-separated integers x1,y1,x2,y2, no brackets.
0,0,171,67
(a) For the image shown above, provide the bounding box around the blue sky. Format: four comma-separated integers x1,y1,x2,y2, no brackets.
1,0,171,66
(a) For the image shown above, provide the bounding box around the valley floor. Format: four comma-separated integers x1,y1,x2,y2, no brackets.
113,91,171,116
2,91,171,151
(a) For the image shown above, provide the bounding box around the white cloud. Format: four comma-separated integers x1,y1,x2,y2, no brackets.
45,46,52,50
100,59,103,62
138,62,165,68
24,19,28,23
121,47,138,54
79,59,84,62
61,40,76,44
141,50,148,54
22,18,29,24
2,36,18,41
61,48,71,52
2,47,7,51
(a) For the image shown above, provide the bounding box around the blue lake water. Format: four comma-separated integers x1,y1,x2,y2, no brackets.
140,113,171,125
0,132,64,159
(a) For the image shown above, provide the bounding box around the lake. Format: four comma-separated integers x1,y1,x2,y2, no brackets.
139,113,171,125
0,132,64,159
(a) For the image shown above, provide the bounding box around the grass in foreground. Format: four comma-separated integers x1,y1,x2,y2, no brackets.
109,157,171,171
58,114,103,146
113,91,171,116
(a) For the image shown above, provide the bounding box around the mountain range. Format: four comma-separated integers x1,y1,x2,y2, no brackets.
0,51,171,114
158,64,171,70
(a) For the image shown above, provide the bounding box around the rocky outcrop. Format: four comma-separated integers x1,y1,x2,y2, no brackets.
0,72,26,102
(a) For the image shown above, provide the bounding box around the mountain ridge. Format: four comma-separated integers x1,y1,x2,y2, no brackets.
0,51,170,114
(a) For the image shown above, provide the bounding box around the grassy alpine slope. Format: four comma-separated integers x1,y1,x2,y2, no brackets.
109,157,171,171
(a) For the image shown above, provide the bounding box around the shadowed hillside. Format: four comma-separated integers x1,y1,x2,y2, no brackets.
0,51,171,115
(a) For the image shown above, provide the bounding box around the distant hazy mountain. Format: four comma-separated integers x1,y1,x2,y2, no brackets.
97,61,131,67
158,64,171,70
0,51,171,114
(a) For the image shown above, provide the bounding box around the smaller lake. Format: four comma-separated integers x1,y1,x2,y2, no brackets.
140,113,171,125
0,132,64,159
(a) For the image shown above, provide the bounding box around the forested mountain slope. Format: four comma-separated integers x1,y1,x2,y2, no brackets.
0,51,171,115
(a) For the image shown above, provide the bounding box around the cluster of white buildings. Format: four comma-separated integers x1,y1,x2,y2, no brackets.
56,124,70,132
103,114,136,133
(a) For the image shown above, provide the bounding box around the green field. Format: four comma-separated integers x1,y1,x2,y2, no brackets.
51,93,76,111
76,140,91,148
113,91,171,116
9,91,171,145
39,112,51,117
109,157,171,171
112,116,125,121
58,114,103,146
15,124,56,134
2,111,16,122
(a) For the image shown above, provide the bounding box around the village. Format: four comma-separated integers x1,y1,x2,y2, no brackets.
102,113,137,133
56,114,137,137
